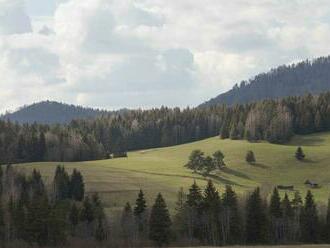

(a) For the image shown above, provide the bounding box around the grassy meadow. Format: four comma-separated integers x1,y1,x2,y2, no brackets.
15,132,330,213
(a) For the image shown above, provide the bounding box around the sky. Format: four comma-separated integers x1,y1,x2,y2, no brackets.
1,0,330,113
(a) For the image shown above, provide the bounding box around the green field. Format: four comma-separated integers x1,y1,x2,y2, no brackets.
16,132,330,212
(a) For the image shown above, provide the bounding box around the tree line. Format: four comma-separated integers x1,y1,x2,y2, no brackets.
0,165,108,247
1,92,330,163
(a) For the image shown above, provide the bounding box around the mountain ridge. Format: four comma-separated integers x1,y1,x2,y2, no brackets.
201,56,330,107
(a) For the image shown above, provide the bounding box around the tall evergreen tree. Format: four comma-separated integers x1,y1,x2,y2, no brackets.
70,169,85,201
69,203,79,236
54,165,71,201
149,193,172,247
134,190,148,236
245,187,268,244
121,202,135,245
0,200,4,244
269,187,283,243
222,185,241,244
300,190,319,243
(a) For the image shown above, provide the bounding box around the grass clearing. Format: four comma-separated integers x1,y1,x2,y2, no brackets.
16,132,330,212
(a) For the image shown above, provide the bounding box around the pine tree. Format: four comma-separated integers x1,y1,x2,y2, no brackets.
38,132,47,161
324,198,330,242
149,193,172,247
70,169,85,201
95,217,107,242
54,165,71,201
245,187,268,244
269,187,283,243
295,147,305,161
80,196,94,224
186,181,203,241
134,190,147,236
202,180,221,245
246,150,256,164
300,190,319,243
222,185,241,244
47,203,68,246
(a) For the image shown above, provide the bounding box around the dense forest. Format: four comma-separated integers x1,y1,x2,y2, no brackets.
2,166,330,247
0,92,330,163
202,56,330,106
0,101,110,124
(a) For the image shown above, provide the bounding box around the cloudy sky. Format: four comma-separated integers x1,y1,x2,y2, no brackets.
1,0,330,113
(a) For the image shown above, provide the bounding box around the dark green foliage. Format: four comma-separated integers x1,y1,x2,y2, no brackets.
48,203,68,246
70,169,85,201
80,196,94,224
245,187,268,244
54,165,71,201
269,188,283,243
246,150,256,164
300,190,319,243
149,193,172,247
202,180,222,245
0,200,4,243
69,203,79,235
185,150,205,172
212,150,226,169
295,146,305,160
324,199,330,242
222,185,241,244
270,188,282,218
95,217,107,242
134,190,147,235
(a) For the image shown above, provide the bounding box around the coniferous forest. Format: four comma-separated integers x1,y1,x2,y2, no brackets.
1,92,330,163
2,165,330,247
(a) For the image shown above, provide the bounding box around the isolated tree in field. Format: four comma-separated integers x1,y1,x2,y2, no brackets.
149,193,172,247
185,150,205,172
212,150,226,169
295,147,305,161
222,185,241,244
70,169,85,201
300,190,319,243
134,190,148,236
246,150,256,164
245,187,268,244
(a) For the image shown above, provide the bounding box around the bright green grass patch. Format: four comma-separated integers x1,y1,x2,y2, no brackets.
16,132,330,211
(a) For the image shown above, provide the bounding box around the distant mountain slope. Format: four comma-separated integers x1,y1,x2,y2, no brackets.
201,56,330,106
1,101,108,124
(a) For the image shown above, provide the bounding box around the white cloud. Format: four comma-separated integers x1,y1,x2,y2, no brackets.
2,0,330,112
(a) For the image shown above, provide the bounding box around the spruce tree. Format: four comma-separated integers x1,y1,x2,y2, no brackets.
134,190,147,235
324,198,330,242
70,169,85,201
95,217,107,242
245,187,268,244
54,165,71,201
269,187,283,243
80,196,94,224
0,200,4,244
300,190,319,243
202,180,221,245
295,147,305,161
222,185,241,244
149,193,172,247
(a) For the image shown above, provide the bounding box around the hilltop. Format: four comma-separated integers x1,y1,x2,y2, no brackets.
202,56,330,106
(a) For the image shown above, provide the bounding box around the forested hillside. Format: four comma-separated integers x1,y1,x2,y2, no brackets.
1,92,330,163
202,56,330,106
1,101,109,124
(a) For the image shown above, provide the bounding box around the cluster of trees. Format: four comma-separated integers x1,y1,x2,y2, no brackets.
118,181,330,247
1,92,330,163
185,150,226,174
0,165,108,247
202,56,330,106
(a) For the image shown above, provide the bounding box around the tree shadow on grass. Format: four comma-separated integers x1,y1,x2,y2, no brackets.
221,167,251,180
251,162,270,169
206,174,243,187
300,158,318,164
